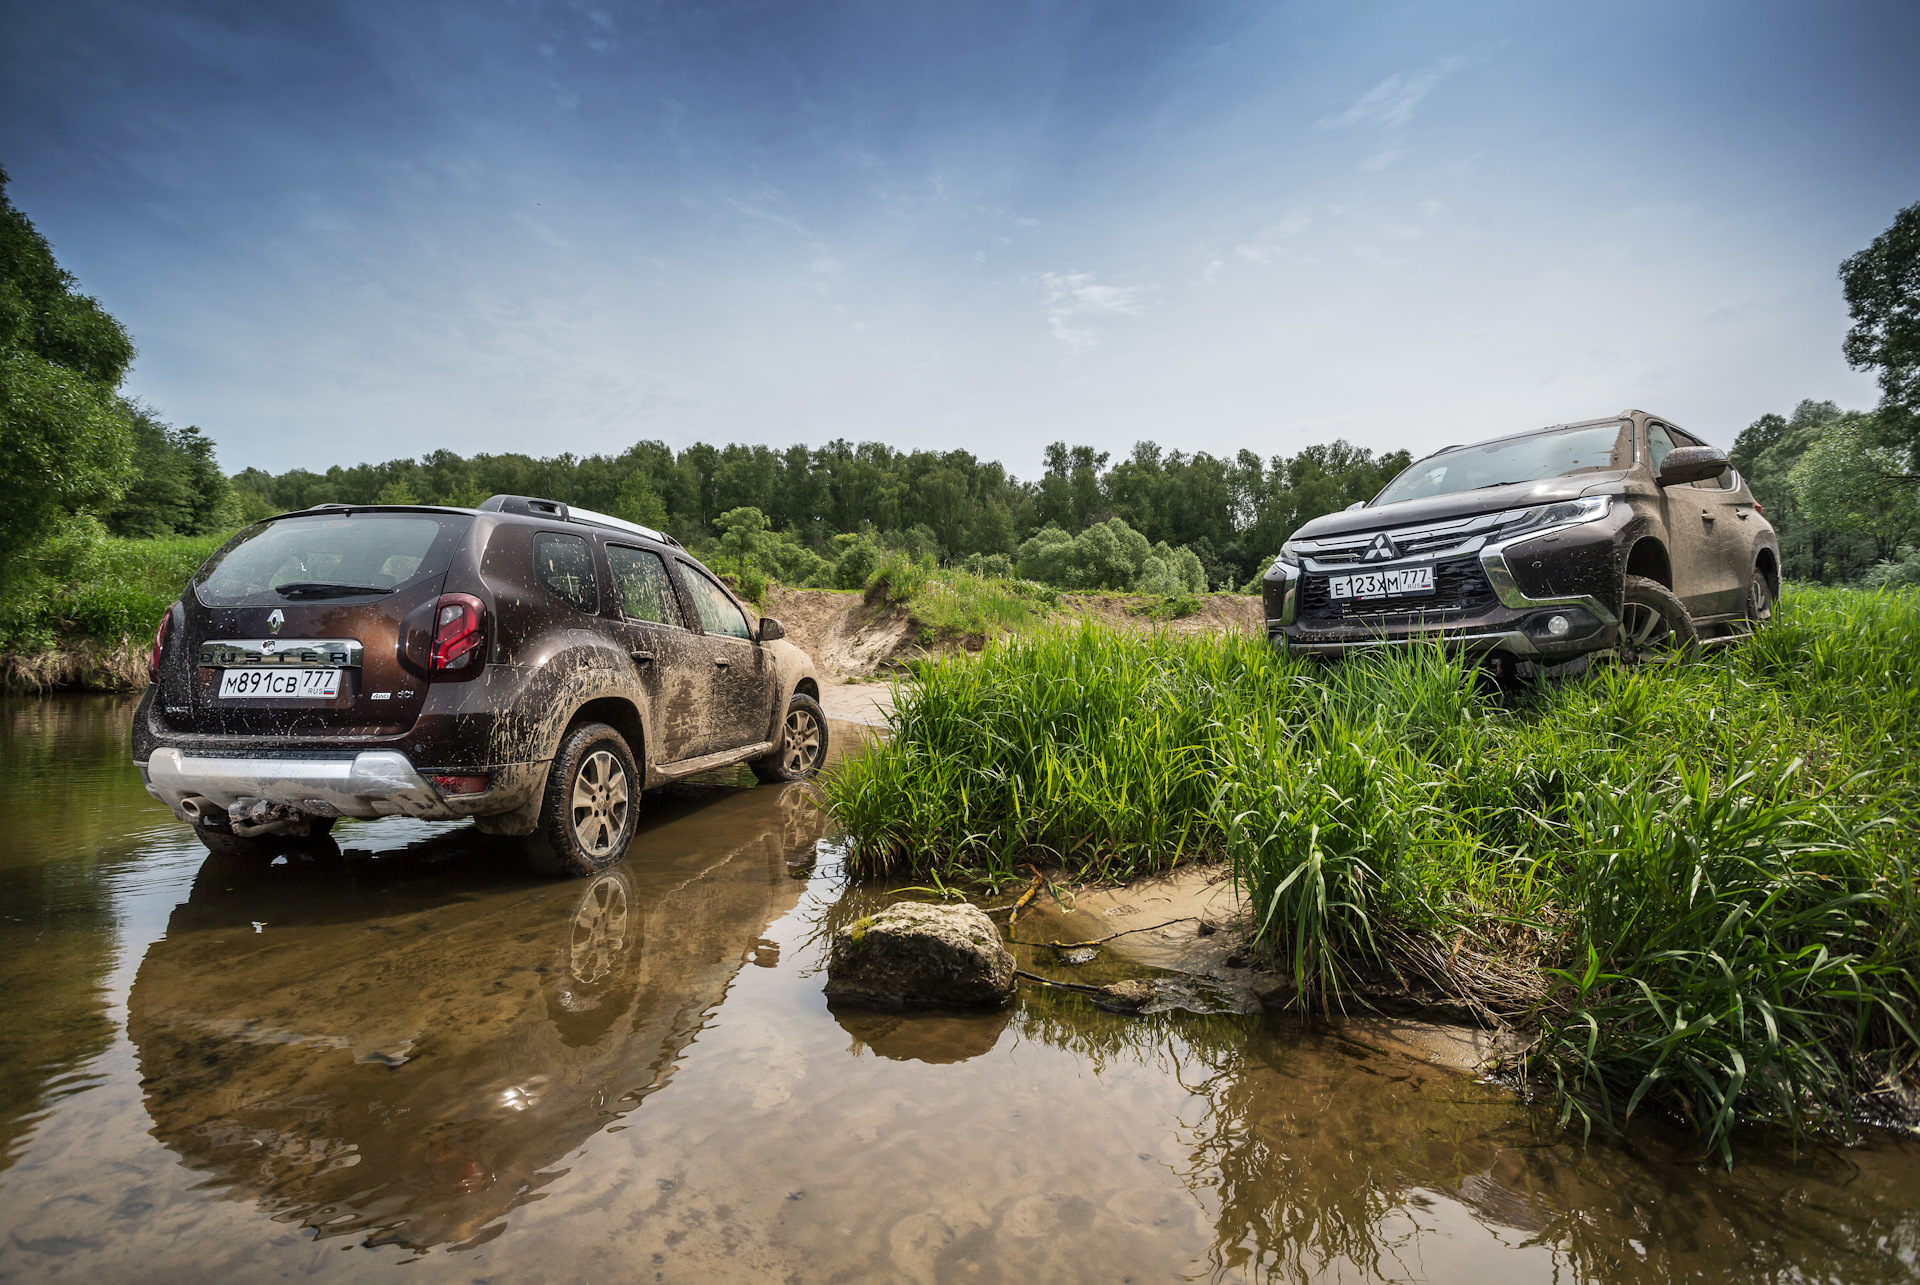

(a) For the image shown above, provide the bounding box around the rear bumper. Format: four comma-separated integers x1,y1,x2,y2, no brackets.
143,748,457,821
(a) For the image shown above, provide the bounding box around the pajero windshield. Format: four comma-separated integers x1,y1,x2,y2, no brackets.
1370,421,1631,507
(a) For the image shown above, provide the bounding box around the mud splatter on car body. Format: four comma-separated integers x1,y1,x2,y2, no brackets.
131,495,822,871
1265,410,1781,666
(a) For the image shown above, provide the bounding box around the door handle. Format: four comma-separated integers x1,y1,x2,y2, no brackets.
713,658,732,668
1701,509,1715,524
630,651,655,667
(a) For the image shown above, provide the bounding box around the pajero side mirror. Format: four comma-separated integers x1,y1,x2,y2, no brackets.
758,617,786,642
1657,445,1729,487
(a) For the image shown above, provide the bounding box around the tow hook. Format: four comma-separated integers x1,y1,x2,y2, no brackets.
226,797,315,838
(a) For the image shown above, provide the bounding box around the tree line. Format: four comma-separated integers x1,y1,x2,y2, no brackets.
230,436,1411,591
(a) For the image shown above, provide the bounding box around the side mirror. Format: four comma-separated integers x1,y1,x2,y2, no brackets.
1345,501,1366,511
758,617,786,642
1657,445,1729,487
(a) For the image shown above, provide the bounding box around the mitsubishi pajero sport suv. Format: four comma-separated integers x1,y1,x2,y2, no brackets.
1264,411,1781,667
131,495,827,876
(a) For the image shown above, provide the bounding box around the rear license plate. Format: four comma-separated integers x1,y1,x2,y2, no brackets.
1330,567,1435,599
218,668,342,700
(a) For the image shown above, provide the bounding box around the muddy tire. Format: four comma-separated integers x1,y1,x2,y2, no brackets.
524,722,639,878
1618,575,1697,662
1744,563,1775,628
750,693,829,784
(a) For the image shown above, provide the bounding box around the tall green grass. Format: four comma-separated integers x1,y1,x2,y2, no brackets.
1,524,228,652
822,588,1920,1158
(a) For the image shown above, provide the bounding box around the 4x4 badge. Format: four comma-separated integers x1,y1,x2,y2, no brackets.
1362,533,1399,562
267,609,284,634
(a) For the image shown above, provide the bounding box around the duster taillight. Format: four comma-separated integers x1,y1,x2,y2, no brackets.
430,593,487,676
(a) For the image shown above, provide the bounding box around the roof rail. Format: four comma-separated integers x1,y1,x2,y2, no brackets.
567,504,680,547
479,494,569,521
478,494,680,547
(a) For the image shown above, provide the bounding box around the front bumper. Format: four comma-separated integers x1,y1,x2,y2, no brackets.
1266,527,1622,658
142,748,457,821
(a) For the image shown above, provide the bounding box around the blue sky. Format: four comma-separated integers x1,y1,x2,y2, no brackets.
3,0,1915,477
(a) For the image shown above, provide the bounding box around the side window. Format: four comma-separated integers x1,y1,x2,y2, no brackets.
679,562,753,639
1646,424,1678,472
533,533,598,614
608,546,682,627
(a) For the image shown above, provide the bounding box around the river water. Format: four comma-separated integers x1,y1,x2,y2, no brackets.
2,695,1916,1282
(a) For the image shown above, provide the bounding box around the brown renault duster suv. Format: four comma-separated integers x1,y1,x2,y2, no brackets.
131,495,827,876
1264,411,1781,668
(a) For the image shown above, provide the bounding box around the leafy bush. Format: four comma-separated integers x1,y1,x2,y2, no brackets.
1862,549,1920,589
0,516,228,651
1015,518,1210,594
831,533,880,590
957,552,1014,578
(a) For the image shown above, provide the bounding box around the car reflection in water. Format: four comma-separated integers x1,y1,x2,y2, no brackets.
125,777,824,1252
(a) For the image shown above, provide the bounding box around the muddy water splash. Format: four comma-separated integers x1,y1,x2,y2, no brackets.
1,695,1916,1281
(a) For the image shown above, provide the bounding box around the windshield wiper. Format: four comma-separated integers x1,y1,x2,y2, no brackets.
273,582,396,598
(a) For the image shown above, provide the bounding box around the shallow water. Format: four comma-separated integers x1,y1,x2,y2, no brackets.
2,695,1917,1282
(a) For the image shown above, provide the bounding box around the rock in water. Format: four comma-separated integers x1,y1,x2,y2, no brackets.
826,903,1015,1006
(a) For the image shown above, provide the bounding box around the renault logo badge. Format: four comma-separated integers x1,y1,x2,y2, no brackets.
267,608,284,634
1362,533,1399,562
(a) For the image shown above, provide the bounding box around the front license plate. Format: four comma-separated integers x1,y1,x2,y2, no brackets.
1330,567,1436,599
217,668,342,700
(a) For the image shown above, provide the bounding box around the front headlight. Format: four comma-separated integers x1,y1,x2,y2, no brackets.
1275,544,1300,570
1497,495,1611,539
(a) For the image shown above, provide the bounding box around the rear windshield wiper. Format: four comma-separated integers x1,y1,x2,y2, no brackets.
273,582,396,598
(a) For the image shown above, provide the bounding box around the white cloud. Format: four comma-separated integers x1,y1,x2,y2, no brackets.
1035,271,1151,352
1322,58,1466,131
1219,207,1313,273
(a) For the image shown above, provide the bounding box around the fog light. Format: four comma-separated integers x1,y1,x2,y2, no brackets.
432,774,491,795
1546,614,1570,637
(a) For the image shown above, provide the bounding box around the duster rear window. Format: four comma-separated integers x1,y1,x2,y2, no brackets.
194,514,470,607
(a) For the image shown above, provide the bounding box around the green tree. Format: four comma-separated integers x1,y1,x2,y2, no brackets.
1840,200,1920,468
1788,416,1919,562
1732,399,1882,582
0,167,136,568
610,471,668,528
105,403,233,536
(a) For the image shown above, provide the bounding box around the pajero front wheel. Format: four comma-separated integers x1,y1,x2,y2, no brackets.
751,693,829,784
1618,575,1697,663
526,721,639,877
1744,564,1775,628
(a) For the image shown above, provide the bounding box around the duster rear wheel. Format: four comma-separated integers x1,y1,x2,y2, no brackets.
525,722,639,877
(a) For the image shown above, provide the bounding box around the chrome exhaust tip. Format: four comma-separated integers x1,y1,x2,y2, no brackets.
177,795,223,825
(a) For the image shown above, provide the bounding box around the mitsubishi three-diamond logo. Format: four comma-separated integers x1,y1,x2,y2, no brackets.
1361,533,1399,562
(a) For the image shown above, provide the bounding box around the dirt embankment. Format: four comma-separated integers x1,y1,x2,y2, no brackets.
763,587,1265,683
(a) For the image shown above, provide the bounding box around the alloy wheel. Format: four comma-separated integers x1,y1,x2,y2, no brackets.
1620,601,1674,652
781,708,823,774
1747,569,1774,624
569,749,630,858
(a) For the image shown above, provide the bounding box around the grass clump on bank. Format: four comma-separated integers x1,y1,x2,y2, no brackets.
821,588,1920,1158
